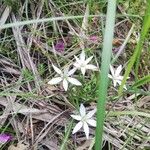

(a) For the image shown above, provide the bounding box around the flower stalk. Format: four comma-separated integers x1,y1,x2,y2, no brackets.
95,0,117,149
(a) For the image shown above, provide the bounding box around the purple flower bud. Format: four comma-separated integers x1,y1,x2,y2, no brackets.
0,134,12,144
112,47,120,53
54,40,65,52
89,35,99,44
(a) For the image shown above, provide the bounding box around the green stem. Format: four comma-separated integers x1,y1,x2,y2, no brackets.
60,120,73,150
95,0,117,150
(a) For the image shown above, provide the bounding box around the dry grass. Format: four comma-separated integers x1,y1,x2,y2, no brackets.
0,0,150,150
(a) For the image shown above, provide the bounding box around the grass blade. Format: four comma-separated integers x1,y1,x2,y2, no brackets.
135,0,150,77
60,120,73,150
118,0,150,95
108,111,150,118
0,15,102,30
132,75,150,88
95,0,117,149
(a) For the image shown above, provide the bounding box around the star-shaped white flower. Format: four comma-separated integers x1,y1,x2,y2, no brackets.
73,51,98,75
108,65,128,89
71,104,96,139
48,64,82,91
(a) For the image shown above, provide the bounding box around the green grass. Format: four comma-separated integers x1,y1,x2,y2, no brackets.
118,0,150,95
0,0,150,149
95,0,117,149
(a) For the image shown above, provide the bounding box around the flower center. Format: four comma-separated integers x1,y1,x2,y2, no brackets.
81,116,87,122
80,62,86,68
61,73,67,79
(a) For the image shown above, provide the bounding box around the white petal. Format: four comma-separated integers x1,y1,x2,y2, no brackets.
80,104,86,117
81,67,86,75
113,80,117,87
71,115,82,121
108,74,113,79
68,77,82,86
85,56,93,64
87,119,96,127
83,122,89,139
86,109,96,119
74,55,80,63
63,79,68,91
72,121,83,134
73,62,80,68
52,64,62,75
110,65,115,76
116,80,121,85
48,77,62,85
115,65,122,76
68,68,77,76
86,64,98,71
80,50,85,62
117,76,124,80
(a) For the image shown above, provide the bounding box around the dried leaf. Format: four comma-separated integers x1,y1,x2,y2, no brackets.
8,141,29,150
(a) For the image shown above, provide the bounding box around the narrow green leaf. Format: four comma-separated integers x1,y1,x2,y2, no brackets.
135,0,150,77
108,111,150,118
95,0,117,149
0,15,101,29
60,120,73,150
132,75,150,88
118,0,150,95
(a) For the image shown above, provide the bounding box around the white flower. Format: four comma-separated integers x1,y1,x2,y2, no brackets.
71,104,96,139
73,50,98,75
108,65,128,89
48,64,82,91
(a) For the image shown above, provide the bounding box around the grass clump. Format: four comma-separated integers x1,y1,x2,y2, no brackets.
0,0,150,150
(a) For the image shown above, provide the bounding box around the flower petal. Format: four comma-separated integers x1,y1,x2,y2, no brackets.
86,64,98,71
81,67,86,75
0,134,12,143
85,56,93,64
116,80,121,85
73,62,80,68
83,122,89,139
89,35,98,43
63,79,68,91
72,121,83,134
86,109,96,119
113,80,117,87
48,77,62,85
68,77,82,86
110,65,115,76
117,76,124,80
74,55,80,63
68,68,77,76
71,115,82,121
54,40,65,52
115,65,122,76
80,104,86,117
80,50,85,62
87,119,96,127
108,74,113,79
52,64,62,75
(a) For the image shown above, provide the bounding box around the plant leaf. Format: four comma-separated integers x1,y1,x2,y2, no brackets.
118,1,150,95
132,75,150,88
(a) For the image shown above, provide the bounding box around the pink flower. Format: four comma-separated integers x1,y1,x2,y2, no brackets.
0,133,12,144
89,35,99,44
112,47,120,53
54,40,65,52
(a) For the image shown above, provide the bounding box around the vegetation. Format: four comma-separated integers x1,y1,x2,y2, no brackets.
0,0,150,149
